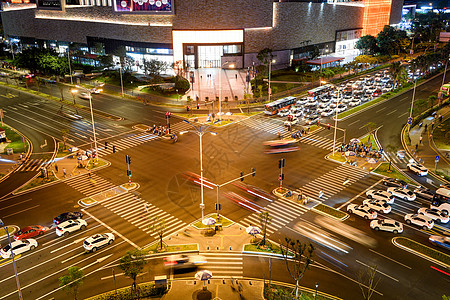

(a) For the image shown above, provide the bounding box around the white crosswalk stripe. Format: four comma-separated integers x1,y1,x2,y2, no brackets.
299,164,368,202
98,132,158,157
200,253,243,277
63,173,116,197
386,151,413,165
99,193,187,238
239,198,308,236
170,121,194,134
19,158,52,172
298,133,335,150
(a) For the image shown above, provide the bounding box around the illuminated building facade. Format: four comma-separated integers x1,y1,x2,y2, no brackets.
0,0,403,70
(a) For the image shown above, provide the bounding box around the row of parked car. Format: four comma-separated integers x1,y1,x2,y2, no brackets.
0,212,115,259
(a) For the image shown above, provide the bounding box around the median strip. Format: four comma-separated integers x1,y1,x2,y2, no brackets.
393,237,450,268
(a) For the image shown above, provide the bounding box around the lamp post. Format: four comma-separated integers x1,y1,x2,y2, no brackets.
218,61,231,122
268,59,276,103
332,88,341,156
73,86,99,162
314,282,319,300
0,219,23,300
67,48,73,85
180,120,217,220
117,62,124,97
408,80,417,133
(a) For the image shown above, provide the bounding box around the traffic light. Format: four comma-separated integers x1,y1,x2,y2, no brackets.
127,170,132,177
327,123,331,130
278,174,284,181
240,171,244,181
125,155,131,164
251,168,256,177
113,145,116,153
105,141,108,149
215,203,221,211
278,158,285,169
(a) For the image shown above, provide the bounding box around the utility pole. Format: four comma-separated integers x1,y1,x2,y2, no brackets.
126,155,131,183
278,158,285,188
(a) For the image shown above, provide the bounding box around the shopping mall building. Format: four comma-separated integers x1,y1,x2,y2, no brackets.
0,0,403,70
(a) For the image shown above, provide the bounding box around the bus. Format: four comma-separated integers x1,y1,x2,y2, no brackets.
440,83,450,97
307,84,334,100
431,188,450,214
264,96,297,115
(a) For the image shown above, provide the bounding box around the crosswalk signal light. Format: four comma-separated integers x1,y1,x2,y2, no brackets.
126,155,131,164
278,174,284,181
278,158,285,169
105,141,108,149
113,145,116,153
251,168,256,177
240,171,244,181
215,203,221,210
127,170,132,177
327,123,331,130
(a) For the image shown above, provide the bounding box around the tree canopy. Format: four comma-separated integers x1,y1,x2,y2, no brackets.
355,35,379,55
14,47,69,76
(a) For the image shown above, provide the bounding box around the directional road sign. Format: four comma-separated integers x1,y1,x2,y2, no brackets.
407,117,413,125
435,155,440,163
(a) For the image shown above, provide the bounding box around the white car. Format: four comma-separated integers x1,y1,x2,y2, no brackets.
407,163,428,176
305,115,320,125
296,98,308,105
321,108,335,117
366,190,395,204
164,254,207,269
387,187,416,201
342,95,354,103
418,207,449,224
83,233,115,252
349,99,361,107
278,109,290,117
336,104,347,112
347,204,377,220
370,219,403,233
78,92,92,100
56,219,87,237
362,199,392,213
290,110,303,118
0,239,38,259
404,214,434,230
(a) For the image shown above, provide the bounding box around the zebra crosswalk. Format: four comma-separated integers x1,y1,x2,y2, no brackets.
298,132,336,151
63,173,116,197
18,158,52,172
386,151,413,165
200,253,243,277
299,164,369,201
239,197,308,236
97,132,158,157
99,192,187,239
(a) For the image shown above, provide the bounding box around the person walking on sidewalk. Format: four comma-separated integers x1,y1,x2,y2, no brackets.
54,164,59,173
63,168,66,178
419,135,423,144
318,190,324,198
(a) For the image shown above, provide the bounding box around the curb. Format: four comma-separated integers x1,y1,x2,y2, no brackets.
0,225,20,241
392,237,450,269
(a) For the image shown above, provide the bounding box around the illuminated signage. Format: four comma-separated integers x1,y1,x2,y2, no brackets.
114,0,173,13
37,0,63,10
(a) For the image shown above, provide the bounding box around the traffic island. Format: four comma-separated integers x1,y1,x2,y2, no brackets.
312,203,348,221
326,152,347,164
191,214,234,230
243,241,293,257
15,171,58,194
264,283,340,300
79,185,132,207
0,225,19,240
371,163,415,185
85,282,169,300
393,237,450,268
143,242,199,254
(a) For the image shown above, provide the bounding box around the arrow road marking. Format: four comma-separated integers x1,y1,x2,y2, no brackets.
50,237,85,253
40,139,47,149
80,254,113,270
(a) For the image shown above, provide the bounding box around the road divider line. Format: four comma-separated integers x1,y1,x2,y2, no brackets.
356,259,399,282
50,237,86,253
347,119,360,126
386,109,398,116
0,198,33,211
2,205,40,218
337,179,383,210
82,209,139,249
368,249,411,269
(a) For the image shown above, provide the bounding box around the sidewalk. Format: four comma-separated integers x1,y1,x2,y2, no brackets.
407,106,450,176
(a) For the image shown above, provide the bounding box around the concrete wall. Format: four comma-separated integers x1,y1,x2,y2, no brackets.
389,0,404,25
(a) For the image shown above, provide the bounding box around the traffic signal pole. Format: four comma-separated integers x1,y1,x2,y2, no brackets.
125,155,131,183
278,158,285,188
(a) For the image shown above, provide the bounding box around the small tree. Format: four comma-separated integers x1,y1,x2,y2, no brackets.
280,238,314,298
357,264,380,300
363,122,377,144
386,144,397,171
143,59,169,78
119,250,148,296
257,211,272,247
59,266,84,300
256,48,274,76
61,129,69,150
149,216,166,250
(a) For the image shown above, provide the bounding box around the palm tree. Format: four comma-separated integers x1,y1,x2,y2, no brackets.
389,61,403,88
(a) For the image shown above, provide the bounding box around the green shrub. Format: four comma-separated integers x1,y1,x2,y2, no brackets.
174,76,190,93
89,283,167,300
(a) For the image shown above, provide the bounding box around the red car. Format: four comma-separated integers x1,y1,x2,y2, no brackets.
14,225,45,240
182,171,216,190
372,89,382,97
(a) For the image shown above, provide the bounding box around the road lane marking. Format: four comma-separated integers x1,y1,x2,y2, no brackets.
397,111,408,119
356,260,399,282
42,223,102,247
386,109,398,116
0,198,33,211
82,209,139,249
347,119,360,126
2,205,40,218
368,249,411,269
50,237,86,253
376,107,386,113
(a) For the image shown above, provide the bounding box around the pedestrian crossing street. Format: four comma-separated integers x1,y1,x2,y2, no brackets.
97,132,159,157
239,197,309,236
239,116,336,151
299,164,369,202
18,158,52,172
63,173,116,197
98,192,188,239
200,252,243,277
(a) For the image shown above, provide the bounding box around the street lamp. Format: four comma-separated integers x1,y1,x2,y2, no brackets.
314,282,319,300
408,80,417,132
117,62,124,98
219,61,233,122
73,86,99,162
268,59,276,103
180,120,217,220
332,87,341,156
0,218,23,300
67,48,73,85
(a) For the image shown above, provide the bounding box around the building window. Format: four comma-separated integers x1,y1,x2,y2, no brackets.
223,45,241,54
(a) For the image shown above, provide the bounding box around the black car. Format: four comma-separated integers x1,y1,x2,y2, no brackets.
382,178,407,189
53,212,83,225
414,187,435,201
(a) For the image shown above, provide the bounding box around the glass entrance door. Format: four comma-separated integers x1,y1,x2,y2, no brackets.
197,45,223,68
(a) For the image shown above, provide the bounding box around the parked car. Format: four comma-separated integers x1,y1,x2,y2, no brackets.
382,178,407,188
362,199,392,213
321,108,335,117
83,233,115,252
372,89,382,97
407,163,428,176
278,109,290,117
413,187,435,201
0,239,38,259
366,190,395,204
56,219,87,237
370,219,403,233
404,214,434,230
349,99,361,107
417,207,449,224
387,187,416,201
78,92,92,100
14,225,45,240
429,235,450,251
53,212,83,225
346,204,377,220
